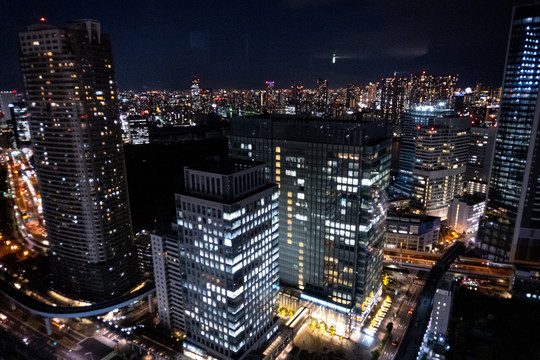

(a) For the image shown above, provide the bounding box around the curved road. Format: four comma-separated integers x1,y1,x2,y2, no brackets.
0,279,155,318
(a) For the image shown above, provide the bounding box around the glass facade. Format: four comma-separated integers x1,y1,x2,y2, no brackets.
230,115,391,317
394,108,470,219
478,5,540,264
170,160,279,359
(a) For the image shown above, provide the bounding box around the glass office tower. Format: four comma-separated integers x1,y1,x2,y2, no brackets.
162,159,279,359
230,115,391,321
478,4,540,265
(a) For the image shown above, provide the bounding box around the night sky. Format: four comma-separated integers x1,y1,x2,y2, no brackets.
0,0,531,91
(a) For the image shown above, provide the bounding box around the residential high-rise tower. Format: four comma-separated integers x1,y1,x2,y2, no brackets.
19,19,138,301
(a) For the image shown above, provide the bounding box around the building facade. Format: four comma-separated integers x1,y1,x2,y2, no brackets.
478,4,540,265
151,227,186,332
447,195,486,235
19,19,138,301
385,212,440,252
426,274,454,360
154,159,280,359
9,102,31,149
394,107,470,219
230,115,391,322
127,116,150,144
465,126,497,196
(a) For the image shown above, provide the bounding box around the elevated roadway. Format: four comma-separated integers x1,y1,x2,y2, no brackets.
0,278,155,335
393,241,466,360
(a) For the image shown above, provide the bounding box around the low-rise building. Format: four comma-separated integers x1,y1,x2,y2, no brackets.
425,274,455,360
386,212,440,252
447,195,485,235
512,267,540,302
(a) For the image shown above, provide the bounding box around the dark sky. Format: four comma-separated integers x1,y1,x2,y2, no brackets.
0,0,531,91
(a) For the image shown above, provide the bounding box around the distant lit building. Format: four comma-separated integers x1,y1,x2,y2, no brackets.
154,159,280,359
447,195,485,235
346,84,357,111
8,102,31,149
0,91,17,130
395,107,470,219
288,85,303,114
379,76,407,133
191,76,202,112
385,212,440,252
127,116,150,144
465,126,496,196
407,73,458,109
264,81,275,113
394,107,455,197
316,78,328,114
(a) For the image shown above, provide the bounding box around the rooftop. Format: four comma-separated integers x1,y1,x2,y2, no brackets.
185,157,266,175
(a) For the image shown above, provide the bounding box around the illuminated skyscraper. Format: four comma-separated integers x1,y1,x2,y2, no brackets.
191,76,202,112
264,81,275,113
230,115,391,331
316,78,328,114
9,102,31,149
379,76,407,132
19,19,138,301
478,4,540,265
346,84,356,111
153,159,279,359
465,126,497,196
394,107,470,220
406,72,458,109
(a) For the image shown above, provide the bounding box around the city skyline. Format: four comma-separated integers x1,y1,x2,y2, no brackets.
1,3,540,360
0,0,532,91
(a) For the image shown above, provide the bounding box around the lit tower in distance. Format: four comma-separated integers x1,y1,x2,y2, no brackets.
316,78,328,114
478,3,540,267
19,19,139,301
346,84,357,111
191,76,202,113
264,81,275,113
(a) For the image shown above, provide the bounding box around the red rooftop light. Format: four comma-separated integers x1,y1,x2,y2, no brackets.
40,17,46,22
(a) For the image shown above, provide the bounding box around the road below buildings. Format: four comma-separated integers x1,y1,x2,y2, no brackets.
379,275,426,360
394,241,466,360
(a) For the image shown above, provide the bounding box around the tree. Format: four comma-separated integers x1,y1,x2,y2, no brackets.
386,322,393,334
382,273,390,286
